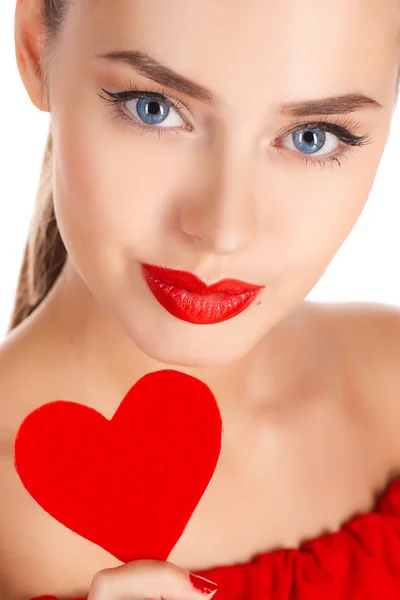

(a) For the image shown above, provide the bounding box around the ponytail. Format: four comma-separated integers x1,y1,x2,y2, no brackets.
7,125,67,331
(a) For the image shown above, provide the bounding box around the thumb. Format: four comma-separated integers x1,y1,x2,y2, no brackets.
87,559,218,600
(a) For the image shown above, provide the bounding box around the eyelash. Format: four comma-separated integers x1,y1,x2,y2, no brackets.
97,82,374,169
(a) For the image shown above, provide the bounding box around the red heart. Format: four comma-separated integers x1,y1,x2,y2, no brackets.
14,370,222,563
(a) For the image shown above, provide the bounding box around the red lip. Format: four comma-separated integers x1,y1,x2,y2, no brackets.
141,263,265,325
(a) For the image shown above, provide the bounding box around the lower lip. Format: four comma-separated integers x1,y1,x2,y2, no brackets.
141,268,263,325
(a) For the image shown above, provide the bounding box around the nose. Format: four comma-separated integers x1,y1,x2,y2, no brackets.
179,149,260,255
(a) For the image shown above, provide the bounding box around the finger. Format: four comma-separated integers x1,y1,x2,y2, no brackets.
87,559,218,600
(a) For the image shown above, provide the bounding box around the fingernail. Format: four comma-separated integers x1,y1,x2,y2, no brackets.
190,573,218,595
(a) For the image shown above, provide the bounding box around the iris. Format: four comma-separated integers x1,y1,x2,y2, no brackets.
292,127,326,154
136,97,170,125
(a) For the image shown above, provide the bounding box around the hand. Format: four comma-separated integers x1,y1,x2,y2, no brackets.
86,559,218,600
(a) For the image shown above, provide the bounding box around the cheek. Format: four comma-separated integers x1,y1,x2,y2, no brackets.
51,113,179,269
273,157,381,271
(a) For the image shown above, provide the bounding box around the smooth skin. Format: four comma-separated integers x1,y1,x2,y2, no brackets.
2,0,400,598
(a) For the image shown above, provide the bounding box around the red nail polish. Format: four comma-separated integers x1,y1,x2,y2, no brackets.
190,573,218,595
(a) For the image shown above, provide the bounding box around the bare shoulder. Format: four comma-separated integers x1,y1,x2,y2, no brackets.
311,299,400,355
0,319,49,443
0,320,80,599
0,323,44,595
310,300,400,469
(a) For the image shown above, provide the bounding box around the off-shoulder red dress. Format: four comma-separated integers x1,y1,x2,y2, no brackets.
30,478,400,600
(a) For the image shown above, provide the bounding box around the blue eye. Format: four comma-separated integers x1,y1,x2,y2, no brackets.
135,97,170,125
292,127,327,154
283,125,339,157
98,86,187,133
128,96,186,129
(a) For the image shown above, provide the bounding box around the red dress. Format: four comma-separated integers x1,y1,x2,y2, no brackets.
31,478,400,600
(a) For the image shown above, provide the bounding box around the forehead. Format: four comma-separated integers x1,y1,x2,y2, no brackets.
69,0,399,104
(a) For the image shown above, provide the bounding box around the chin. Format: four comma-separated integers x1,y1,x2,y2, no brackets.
134,329,250,367
119,310,255,368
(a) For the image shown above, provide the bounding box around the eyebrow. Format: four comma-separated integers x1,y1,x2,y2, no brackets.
279,93,383,117
96,49,383,116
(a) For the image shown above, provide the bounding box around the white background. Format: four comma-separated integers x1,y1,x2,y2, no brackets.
1,2,400,340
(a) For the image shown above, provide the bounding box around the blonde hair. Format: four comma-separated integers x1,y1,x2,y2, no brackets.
7,0,400,332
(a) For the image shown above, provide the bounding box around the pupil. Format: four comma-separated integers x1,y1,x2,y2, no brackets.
303,131,315,144
148,101,161,115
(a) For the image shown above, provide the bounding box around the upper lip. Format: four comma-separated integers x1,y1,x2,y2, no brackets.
141,263,265,295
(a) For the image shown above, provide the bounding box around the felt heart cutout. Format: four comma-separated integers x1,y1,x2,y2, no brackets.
14,370,222,563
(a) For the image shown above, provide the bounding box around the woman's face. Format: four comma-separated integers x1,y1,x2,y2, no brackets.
44,0,398,366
